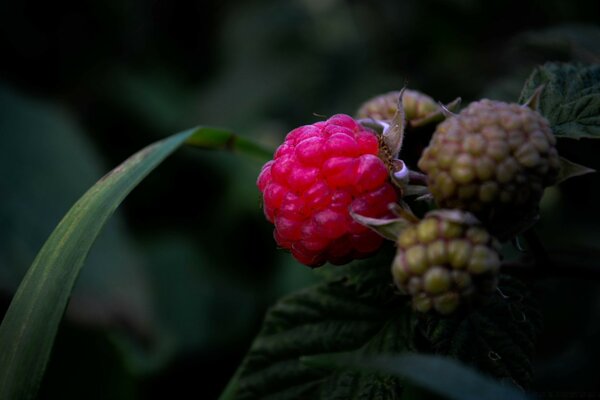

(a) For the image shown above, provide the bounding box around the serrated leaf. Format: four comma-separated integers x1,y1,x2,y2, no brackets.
350,212,413,241
0,126,272,400
417,276,541,388
230,261,540,398
555,156,595,184
231,257,416,399
303,353,532,400
519,63,600,139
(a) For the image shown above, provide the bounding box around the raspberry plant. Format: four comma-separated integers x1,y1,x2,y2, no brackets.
0,62,598,400
234,63,597,399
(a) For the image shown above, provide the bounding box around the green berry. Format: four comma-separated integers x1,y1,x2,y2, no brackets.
391,210,500,314
424,267,451,294
418,100,561,238
357,89,438,121
433,292,461,315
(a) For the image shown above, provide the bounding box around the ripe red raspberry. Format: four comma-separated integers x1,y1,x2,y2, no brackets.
257,114,398,267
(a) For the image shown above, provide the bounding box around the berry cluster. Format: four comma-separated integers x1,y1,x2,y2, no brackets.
418,100,560,233
392,211,500,314
257,91,568,314
257,114,397,267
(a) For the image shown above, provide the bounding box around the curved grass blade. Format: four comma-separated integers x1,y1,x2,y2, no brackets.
185,127,273,161
0,126,271,400
303,352,532,400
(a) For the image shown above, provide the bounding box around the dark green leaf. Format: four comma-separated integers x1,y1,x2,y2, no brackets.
519,63,600,139
232,254,416,399
186,128,273,161
230,259,540,398
0,123,270,400
417,276,541,388
303,353,532,400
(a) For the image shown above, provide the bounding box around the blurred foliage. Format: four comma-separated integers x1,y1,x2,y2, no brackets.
0,86,151,333
1,0,599,398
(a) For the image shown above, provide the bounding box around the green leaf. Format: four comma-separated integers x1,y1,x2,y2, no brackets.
519,63,600,139
303,353,532,400
232,254,416,399
186,128,273,161
418,276,541,388
0,124,272,400
229,258,540,398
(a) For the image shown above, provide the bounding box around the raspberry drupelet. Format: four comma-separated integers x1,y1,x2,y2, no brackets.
257,114,398,267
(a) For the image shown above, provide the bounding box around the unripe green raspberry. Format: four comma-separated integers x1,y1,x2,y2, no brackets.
357,89,438,121
391,211,500,314
418,100,560,237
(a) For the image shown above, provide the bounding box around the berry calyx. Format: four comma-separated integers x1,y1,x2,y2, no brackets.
258,114,398,267
418,99,560,237
392,210,500,314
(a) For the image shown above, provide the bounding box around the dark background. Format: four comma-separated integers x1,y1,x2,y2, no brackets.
1,0,600,398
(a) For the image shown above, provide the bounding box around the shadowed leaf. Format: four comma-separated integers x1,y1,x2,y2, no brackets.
519,63,600,139
303,352,532,400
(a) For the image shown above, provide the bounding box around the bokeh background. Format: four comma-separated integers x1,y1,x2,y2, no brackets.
1,0,600,398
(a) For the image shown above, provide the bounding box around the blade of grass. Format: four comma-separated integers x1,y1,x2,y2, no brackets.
185,127,273,161
0,126,272,400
